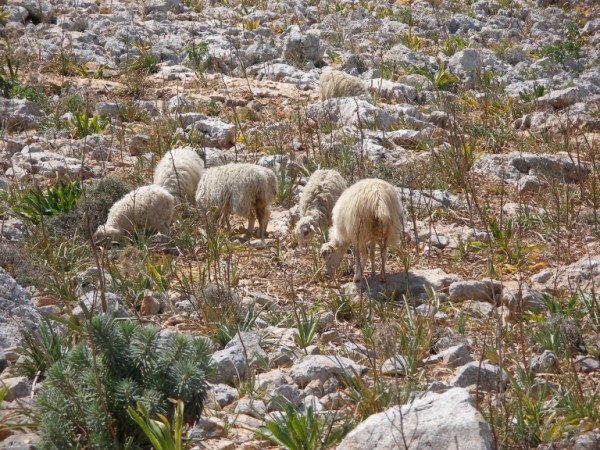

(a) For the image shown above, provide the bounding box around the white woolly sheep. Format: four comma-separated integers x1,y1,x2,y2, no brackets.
321,178,405,283
195,163,277,238
319,70,370,101
93,185,175,244
295,169,347,247
153,148,205,203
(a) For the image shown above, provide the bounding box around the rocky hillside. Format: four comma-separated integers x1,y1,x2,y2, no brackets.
1,0,600,448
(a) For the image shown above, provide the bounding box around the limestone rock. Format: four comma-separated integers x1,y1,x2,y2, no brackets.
337,388,493,450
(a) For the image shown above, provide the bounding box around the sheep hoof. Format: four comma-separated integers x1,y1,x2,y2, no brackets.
353,275,362,283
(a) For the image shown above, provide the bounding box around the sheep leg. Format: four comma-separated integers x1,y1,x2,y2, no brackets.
380,239,387,283
257,207,270,239
354,244,367,282
246,213,256,237
370,240,376,279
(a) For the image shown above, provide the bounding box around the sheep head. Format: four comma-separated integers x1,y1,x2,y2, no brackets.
320,242,343,278
93,225,120,246
294,218,316,247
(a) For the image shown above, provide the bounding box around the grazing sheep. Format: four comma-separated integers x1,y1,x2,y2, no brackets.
295,169,347,247
93,185,175,244
319,70,369,101
321,178,405,282
195,163,277,238
153,148,204,203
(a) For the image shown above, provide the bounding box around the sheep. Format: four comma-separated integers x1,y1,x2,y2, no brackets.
153,148,204,203
319,70,370,101
320,178,405,283
93,185,175,244
294,169,347,247
195,163,277,238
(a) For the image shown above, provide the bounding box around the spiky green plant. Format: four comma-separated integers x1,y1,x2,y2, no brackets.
11,180,83,225
33,315,211,449
258,405,352,450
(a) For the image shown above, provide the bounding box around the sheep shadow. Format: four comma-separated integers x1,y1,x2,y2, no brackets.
343,271,440,306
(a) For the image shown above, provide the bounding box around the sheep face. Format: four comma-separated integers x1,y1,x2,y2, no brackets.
320,243,343,278
93,225,119,246
294,219,316,247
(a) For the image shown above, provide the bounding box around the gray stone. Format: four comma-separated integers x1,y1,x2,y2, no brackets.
254,369,292,392
10,0,55,23
302,379,324,398
502,283,547,312
1,376,29,401
320,330,340,344
536,87,578,109
442,344,473,369
0,98,45,131
341,342,374,362
188,417,225,441
342,268,461,304
234,398,267,419
531,254,600,296
0,348,7,374
303,394,325,413
381,355,410,376
208,346,248,385
129,134,150,156
268,347,295,367
267,384,302,411
0,268,41,349
473,152,590,185
290,355,367,387
143,0,183,15
450,362,507,392
140,291,162,316
210,332,267,384
283,25,323,64
72,292,128,320
188,118,236,149
11,151,95,181
207,383,239,408
0,432,40,450
320,391,351,410
95,102,121,117
574,356,599,373
337,388,494,450
530,350,559,374
449,280,503,304
516,175,549,195
461,301,496,318
166,94,193,113
396,188,463,210
305,98,395,131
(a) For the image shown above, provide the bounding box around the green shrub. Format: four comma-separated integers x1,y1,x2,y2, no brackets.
11,180,83,225
78,176,132,235
33,315,212,449
70,111,110,139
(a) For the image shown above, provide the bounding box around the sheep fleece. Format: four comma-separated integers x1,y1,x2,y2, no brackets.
195,163,277,230
295,169,346,244
320,70,369,101
95,185,175,240
330,178,404,248
153,148,204,202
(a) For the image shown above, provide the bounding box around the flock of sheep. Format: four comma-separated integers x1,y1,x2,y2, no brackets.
93,70,407,282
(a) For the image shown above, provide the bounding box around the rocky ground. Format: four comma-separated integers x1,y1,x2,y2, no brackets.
1,0,600,448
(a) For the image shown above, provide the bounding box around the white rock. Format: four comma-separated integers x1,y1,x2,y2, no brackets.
337,388,493,450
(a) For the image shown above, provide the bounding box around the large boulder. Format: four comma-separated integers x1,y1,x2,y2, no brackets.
337,388,493,450
0,268,40,349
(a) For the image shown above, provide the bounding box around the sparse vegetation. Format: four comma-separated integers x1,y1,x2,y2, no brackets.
1,0,599,449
